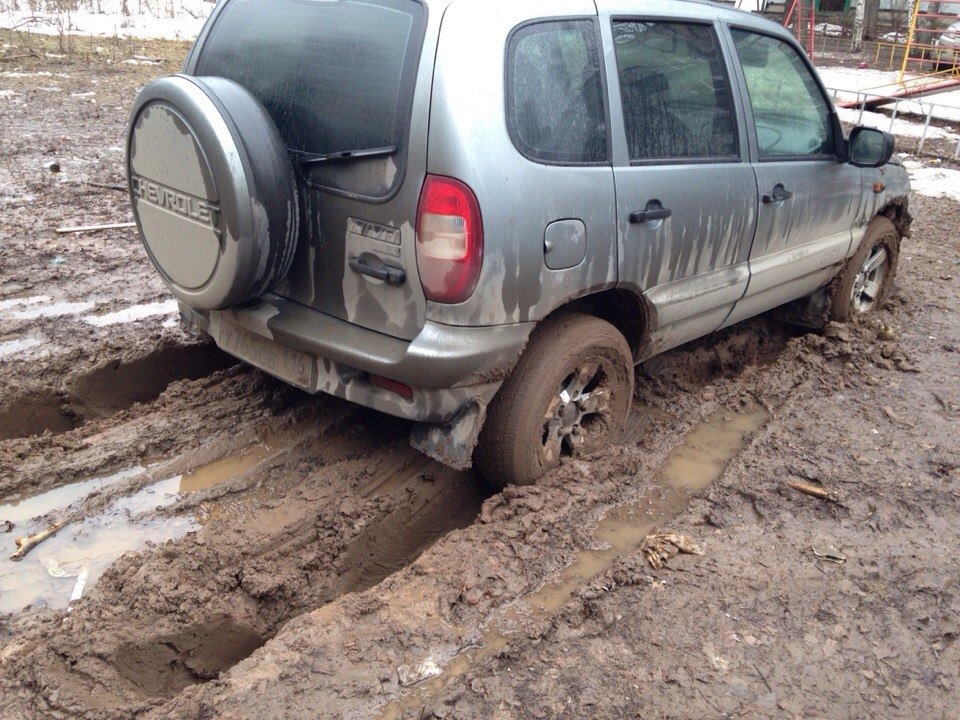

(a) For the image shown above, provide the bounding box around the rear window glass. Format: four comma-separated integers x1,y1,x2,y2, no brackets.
612,21,738,163
506,20,608,165
195,0,425,196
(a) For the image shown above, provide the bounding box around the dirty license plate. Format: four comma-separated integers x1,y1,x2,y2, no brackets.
217,321,316,391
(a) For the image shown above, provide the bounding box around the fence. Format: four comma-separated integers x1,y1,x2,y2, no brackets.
827,86,960,159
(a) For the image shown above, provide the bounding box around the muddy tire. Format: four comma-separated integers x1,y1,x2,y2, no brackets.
475,313,634,490
127,75,299,310
829,216,900,322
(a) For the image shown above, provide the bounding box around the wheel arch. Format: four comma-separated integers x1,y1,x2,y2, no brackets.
877,197,911,239
539,288,654,363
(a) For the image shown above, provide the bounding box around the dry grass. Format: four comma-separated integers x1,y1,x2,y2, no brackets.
0,27,189,69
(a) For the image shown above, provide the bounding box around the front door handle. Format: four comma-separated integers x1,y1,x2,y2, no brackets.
762,184,793,204
630,200,672,223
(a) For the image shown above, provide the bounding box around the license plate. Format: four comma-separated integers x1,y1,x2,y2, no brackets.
217,320,316,391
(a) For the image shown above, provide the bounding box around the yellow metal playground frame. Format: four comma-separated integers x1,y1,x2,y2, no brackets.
897,0,960,86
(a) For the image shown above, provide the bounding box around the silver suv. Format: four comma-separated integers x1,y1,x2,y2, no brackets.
127,0,911,488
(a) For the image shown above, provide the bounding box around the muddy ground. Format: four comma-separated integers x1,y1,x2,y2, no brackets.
0,36,958,720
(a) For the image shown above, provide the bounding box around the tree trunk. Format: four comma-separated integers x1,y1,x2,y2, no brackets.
852,0,867,52
865,0,880,40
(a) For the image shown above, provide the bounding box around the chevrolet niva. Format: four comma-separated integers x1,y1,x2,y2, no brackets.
127,0,911,488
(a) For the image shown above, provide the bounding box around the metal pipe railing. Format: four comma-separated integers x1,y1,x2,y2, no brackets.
826,85,960,161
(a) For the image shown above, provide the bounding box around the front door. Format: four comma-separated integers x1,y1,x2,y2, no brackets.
604,18,759,356
721,27,864,326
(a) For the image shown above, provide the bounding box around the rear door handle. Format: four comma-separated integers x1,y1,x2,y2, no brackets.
629,201,672,223
762,185,793,204
349,255,406,285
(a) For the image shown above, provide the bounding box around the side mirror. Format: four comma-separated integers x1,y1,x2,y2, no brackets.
847,126,895,167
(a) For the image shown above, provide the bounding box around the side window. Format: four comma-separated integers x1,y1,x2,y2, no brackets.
731,30,834,158
612,21,738,162
506,20,607,164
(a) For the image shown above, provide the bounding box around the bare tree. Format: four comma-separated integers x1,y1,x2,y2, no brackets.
865,0,880,38
891,0,911,34
853,0,867,51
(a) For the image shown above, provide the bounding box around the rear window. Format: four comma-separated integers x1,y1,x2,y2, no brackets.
195,0,425,198
505,20,608,165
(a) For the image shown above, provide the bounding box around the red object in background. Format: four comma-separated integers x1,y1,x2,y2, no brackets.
858,61,870,69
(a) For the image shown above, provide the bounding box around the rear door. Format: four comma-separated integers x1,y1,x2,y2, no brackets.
720,26,864,327
602,17,759,355
191,0,431,341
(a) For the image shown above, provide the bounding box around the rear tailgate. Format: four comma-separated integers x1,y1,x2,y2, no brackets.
189,0,432,341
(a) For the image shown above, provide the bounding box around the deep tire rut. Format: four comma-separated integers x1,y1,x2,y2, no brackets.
0,340,234,441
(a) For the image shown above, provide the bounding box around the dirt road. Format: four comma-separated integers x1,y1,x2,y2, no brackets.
1,37,958,719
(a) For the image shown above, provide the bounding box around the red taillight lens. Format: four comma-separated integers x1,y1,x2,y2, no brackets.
415,174,483,304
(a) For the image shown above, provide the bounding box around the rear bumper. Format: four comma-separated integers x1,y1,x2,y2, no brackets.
181,294,534,423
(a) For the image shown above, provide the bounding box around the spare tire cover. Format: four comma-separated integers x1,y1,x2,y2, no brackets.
127,75,299,310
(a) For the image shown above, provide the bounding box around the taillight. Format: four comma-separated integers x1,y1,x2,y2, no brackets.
415,174,483,304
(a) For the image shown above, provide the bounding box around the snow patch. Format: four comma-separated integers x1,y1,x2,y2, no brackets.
1,71,52,78
818,65,960,123
9,300,97,319
1,0,213,41
83,299,178,327
0,295,50,311
836,106,960,142
903,159,960,203
0,335,44,359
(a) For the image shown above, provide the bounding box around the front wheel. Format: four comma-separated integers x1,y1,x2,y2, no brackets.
475,313,634,490
830,216,900,321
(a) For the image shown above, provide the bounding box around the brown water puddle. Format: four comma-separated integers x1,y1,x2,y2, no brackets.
0,473,198,615
379,405,770,719
0,432,290,615
177,437,278,494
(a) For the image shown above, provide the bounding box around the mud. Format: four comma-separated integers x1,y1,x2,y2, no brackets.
379,405,771,720
0,341,233,441
0,34,958,720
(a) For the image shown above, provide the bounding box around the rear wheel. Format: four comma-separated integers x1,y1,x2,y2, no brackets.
830,216,900,322
475,313,633,490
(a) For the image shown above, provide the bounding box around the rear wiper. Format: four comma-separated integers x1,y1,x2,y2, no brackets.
292,145,398,168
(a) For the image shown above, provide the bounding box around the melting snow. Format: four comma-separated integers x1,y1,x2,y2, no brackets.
1,0,213,41
836,106,960,142
10,300,97,319
0,295,50,311
902,159,960,203
0,335,45,359
83,299,178,327
818,66,960,123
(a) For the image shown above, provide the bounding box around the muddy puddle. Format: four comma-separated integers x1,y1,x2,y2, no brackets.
380,405,770,718
177,437,278,494
0,469,195,615
0,434,285,615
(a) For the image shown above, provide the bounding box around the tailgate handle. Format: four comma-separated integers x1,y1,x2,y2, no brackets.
349,255,406,285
